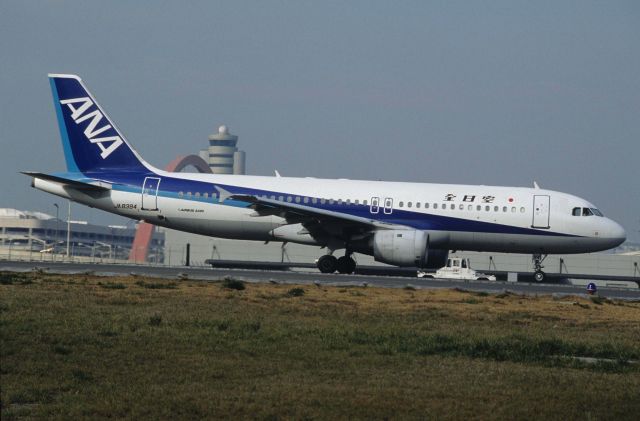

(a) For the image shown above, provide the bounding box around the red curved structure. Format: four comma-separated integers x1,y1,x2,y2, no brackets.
165,155,212,174
129,155,212,262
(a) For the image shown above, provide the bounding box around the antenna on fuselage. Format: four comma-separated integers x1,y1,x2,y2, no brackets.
274,170,281,177
533,181,540,189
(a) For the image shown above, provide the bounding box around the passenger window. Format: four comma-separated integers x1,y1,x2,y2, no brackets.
187,192,192,197
503,206,507,212
312,197,317,204
303,197,309,203
295,196,301,203
178,191,184,197
321,198,326,204
363,199,367,206
462,260,467,268
477,205,482,211
329,199,335,205
485,206,490,211
511,207,516,213
195,192,201,198
433,203,438,209
354,199,359,205
450,204,455,210
494,206,499,212
520,207,525,213
279,195,284,201
416,202,421,208
459,204,464,210
468,205,473,211
399,201,404,208
407,202,412,208
287,196,292,202
425,203,430,209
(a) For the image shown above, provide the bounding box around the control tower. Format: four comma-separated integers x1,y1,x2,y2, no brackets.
206,125,246,174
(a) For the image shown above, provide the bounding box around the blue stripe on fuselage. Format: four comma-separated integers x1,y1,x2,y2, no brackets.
98,171,578,238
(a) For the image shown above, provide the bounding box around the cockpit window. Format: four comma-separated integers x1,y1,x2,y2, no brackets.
591,208,604,217
572,207,604,217
582,208,594,216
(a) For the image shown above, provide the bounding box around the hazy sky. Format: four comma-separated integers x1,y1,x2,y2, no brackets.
1,1,639,242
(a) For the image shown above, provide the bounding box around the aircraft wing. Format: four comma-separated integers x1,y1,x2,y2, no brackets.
225,191,407,231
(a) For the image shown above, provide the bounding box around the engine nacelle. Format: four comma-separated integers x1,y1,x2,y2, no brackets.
373,230,428,267
424,248,449,269
372,230,448,268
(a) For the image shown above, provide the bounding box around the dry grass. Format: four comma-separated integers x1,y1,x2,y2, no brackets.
1,271,639,419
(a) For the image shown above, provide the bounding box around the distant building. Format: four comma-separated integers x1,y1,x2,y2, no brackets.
0,208,164,261
203,125,246,174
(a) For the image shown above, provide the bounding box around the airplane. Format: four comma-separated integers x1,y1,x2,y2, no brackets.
24,74,626,282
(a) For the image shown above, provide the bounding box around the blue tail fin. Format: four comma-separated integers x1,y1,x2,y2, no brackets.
49,74,152,174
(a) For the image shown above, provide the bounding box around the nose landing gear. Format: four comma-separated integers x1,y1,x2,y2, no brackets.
532,253,547,282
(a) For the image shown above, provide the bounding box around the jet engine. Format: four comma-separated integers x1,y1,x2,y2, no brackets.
372,230,448,268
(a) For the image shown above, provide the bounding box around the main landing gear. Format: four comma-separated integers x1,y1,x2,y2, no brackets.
316,252,357,274
532,253,548,282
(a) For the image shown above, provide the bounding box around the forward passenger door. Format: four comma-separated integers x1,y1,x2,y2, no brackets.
532,195,550,229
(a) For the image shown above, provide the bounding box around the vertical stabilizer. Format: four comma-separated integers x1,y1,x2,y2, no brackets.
48,74,153,174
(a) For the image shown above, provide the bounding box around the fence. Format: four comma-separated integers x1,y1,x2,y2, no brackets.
1,242,639,278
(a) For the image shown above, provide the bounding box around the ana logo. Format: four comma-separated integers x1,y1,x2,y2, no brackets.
59,97,123,159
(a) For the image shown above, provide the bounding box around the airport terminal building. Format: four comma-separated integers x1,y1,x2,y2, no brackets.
0,208,164,261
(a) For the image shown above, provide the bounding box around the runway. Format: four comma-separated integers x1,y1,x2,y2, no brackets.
2,260,639,300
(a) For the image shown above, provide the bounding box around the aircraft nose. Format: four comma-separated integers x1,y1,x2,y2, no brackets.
605,219,626,247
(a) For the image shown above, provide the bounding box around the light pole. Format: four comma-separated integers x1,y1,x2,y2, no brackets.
66,201,71,259
54,203,59,260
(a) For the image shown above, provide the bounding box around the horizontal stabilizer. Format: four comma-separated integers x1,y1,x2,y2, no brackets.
21,172,112,191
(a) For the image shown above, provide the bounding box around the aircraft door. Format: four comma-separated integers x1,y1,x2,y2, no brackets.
532,195,550,229
141,177,161,211
370,197,380,214
383,197,393,215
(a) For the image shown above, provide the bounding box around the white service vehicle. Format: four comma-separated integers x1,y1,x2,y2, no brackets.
417,257,496,281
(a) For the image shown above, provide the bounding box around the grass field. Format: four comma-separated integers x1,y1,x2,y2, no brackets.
1,271,639,420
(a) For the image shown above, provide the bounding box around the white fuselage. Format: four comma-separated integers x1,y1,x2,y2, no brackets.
33,171,626,255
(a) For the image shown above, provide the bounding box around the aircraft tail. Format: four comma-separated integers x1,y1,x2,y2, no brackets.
48,74,153,174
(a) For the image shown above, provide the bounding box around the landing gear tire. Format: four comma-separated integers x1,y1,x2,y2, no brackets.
317,255,338,274
336,256,357,274
532,254,547,283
